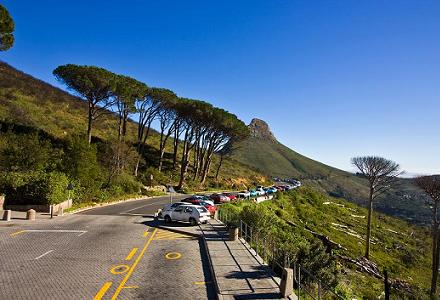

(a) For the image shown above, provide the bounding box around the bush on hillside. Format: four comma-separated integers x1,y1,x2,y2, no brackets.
63,134,103,198
0,131,61,172
2,171,70,205
140,167,168,186
110,173,142,195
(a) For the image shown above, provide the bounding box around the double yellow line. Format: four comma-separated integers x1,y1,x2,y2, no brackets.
94,228,158,300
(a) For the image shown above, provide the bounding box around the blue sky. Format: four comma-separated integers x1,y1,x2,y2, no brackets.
2,0,439,175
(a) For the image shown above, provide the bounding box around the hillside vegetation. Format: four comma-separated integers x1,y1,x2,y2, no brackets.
220,188,433,298
0,62,266,206
227,119,430,225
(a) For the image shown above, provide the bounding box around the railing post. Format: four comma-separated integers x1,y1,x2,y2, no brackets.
249,227,253,246
239,220,243,238
293,262,297,287
318,280,322,300
298,264,301,300
262,238,266,261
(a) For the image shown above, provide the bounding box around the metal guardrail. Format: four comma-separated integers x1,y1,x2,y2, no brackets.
217,209,344,300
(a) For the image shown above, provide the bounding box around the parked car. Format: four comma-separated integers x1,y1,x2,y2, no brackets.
271,186,279,192
210,193,230,204
163,204,210,226
249,190,258,197
237,191,251,198
182,196,210,205
183,198,216,212
197,200,217,214
264,187,278,194
159,202,187,217
284,185,294,191
223,193,237,201
255,187,266,196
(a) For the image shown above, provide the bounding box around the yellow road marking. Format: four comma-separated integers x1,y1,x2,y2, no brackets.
153,230,192,240
165,252,182,260
94,282,112,300
155,236,192,240
110,264,130,275
193,281,211,285
125,248,138,261
143,230,149,237
10,230,26,237
122,285,138,289
156,232,187,237
111,228,158,300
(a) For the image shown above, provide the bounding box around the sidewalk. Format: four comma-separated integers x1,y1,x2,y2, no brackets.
153,218,283,299
0,210,53,225
201,219,282,300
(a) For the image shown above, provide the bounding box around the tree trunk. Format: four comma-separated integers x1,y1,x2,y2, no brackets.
384,269,390,300
87,102,93,144
200,152,213,184
172,137,179,169
215,153,224,181
134,124,152,177
365,187,374,259
431,202,439,296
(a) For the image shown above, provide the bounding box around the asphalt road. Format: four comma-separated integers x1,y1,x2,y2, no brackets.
0,195,215,300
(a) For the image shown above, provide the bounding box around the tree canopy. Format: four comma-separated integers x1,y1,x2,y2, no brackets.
0,4,15,51
351,155,401,259
53,64,116,143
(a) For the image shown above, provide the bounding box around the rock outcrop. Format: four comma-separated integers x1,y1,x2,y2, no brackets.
248,118,277,143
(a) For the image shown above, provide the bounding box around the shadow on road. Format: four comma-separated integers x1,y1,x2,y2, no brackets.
141,218,216,299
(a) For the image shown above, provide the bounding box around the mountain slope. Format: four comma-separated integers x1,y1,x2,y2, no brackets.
227,118,430,224
0,61,266,189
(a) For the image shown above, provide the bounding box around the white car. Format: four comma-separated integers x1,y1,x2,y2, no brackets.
237,191,251,198
159,202,187,217
163,204,211,226
255,187,266,196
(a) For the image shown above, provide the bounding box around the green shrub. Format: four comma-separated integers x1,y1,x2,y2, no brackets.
0,131,61,172
110,173,142,195
2,171,70,205
140,167,169,186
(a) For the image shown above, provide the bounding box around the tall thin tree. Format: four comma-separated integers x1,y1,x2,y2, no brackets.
415,175,440,296
53,65,116,144
351,156,401,259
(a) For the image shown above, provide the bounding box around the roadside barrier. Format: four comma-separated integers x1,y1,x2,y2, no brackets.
217,209,344,300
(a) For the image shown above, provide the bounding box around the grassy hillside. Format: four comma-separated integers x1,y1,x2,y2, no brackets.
0,61,266,191
220,188,433,298
228,133,430,225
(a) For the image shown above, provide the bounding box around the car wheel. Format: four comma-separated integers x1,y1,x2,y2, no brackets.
164,215,172,223
189,218,197,226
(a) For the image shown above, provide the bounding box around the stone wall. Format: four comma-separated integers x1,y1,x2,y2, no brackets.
5,199,72,213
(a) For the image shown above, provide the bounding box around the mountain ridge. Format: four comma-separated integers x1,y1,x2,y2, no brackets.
227,117,430,225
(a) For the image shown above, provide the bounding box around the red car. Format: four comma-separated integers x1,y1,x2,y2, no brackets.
200,201,217,214
182,197,216,214
182,196,202,205
223,193,237,201
210,193,230,204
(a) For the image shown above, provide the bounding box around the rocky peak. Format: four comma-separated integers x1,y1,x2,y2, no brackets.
248,118,277,143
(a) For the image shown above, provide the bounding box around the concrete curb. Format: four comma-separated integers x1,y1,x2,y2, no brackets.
67,194,171,215
200,230,222,300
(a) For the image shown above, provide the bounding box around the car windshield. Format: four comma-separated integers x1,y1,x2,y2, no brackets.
197,207,208,213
